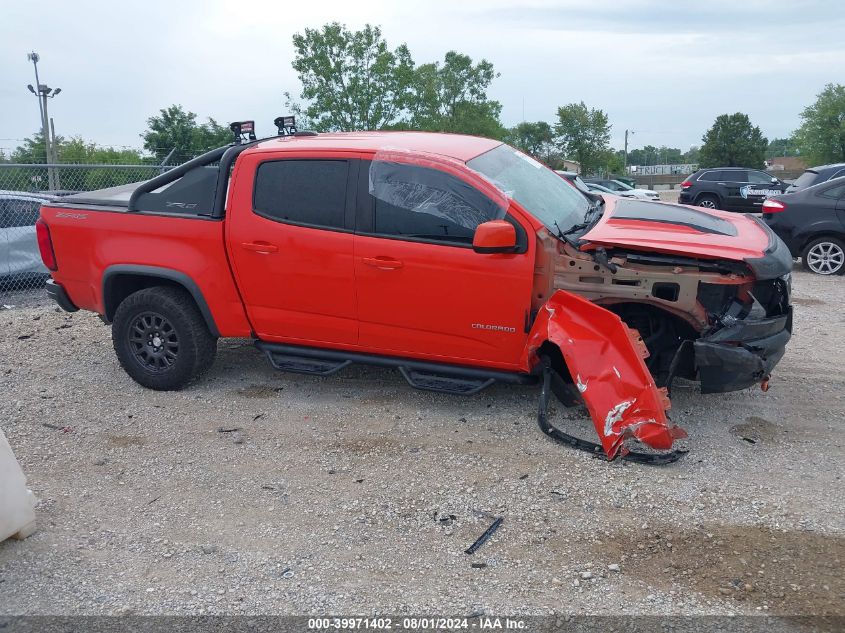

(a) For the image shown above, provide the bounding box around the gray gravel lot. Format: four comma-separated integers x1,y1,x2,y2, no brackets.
0,268,843,616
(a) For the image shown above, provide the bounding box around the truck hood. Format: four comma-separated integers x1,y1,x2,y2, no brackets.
581,198,793,279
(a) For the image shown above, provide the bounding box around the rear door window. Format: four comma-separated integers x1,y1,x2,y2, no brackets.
818,183,845,199
748,171,774,184
698,171,722,181
253,160,350,230
723,170,748,182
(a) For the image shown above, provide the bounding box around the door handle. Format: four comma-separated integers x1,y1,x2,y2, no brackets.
362,256,403,270
241,241,278,254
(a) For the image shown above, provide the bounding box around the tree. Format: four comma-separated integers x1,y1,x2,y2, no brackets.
766,137,799,159
699,113,767,168
683,146,701,163
11,131,64,164
288,23,415,131
141,105,231,162
503,121,554,161
407,51,504,138
553,102,611,176
793,83,845,165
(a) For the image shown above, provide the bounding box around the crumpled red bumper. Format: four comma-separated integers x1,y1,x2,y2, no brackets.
522,290,687,459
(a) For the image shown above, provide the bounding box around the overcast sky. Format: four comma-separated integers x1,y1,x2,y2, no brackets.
1,0,843,156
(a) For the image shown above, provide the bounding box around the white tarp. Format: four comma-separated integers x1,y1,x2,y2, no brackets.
0,427,37,541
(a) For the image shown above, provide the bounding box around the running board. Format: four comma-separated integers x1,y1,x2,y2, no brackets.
255,341,534,395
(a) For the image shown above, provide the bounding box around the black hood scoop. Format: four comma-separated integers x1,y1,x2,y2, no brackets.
611,199,738,237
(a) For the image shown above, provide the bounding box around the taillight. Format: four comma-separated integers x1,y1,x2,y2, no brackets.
36,219,57,271
681,180,692,189
762,199,786,213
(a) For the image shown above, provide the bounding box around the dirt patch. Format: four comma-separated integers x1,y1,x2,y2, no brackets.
598,523,844,615
792,297,826,306
105,434,147,448
234,384,284,399
730,416,784,444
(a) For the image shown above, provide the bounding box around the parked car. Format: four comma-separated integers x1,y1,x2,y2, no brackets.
585,182,640,198
785,163,845,193
763,176,845,275
678,167,788,212
36,127,793,461
0,190,52,281
554,170,590,193
584,178,659,201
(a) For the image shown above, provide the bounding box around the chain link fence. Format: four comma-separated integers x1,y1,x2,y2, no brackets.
0,163,170,300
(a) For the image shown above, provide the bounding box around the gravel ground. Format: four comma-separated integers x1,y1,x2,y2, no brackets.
0,269,843,617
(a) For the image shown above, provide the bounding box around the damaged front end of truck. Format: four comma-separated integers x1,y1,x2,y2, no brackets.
523,199,793,463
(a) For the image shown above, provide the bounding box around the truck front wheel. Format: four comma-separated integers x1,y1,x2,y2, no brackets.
112,286,217,390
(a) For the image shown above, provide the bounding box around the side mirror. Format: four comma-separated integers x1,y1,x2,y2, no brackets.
473,220,517,254
771,177,779,184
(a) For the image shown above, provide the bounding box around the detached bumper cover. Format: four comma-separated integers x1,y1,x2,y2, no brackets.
695,308,792,393
46,279,78,313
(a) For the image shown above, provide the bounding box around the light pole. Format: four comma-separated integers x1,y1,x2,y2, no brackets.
26,51,62,190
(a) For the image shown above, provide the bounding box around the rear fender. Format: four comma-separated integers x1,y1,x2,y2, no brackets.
521,290,686,459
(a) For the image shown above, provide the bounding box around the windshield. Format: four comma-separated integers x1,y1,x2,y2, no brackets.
611,180,634,191
468,145,590,234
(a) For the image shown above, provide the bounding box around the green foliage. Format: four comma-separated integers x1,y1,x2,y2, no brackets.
766,137,799,159
141,105,231,161
683,146,701,163
627,145,684,166
793,83,845,165
287,25,504,137
10,131,63,164
288,23,415,131
406,51,503,138
554,102,611,176
699,113,767,168
503,121,555,161
603,150,625,176
2,131,151,192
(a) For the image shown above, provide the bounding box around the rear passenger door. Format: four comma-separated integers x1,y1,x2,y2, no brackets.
226,153,360,345
745,170,782,212
720,170,750,211
353,157,535,369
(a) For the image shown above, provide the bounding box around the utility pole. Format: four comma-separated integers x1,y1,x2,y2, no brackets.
623,129,633,174
26,51,62,190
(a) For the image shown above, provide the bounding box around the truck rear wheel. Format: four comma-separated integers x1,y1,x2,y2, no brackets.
112,286,217,390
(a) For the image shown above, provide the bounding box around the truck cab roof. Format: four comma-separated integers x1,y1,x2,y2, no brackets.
247,131,503,163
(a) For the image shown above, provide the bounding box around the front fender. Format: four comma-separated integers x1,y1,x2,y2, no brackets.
522,290,686,459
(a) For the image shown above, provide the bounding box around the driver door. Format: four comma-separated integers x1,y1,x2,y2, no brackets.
353,158,535,368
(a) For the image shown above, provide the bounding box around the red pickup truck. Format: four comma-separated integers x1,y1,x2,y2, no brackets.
37,125,793,462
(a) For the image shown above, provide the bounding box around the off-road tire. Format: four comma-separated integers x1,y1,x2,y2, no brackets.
801,236,845,275
696,194,719,210
112,286,217,390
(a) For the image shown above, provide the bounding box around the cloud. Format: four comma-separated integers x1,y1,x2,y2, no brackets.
0,0,841,154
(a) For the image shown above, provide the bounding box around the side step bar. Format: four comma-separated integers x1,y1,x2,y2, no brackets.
255,341,535,396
